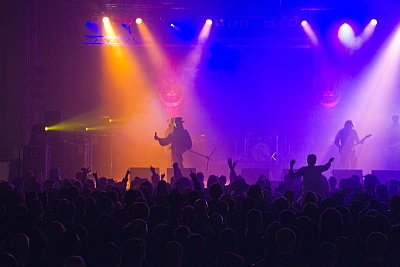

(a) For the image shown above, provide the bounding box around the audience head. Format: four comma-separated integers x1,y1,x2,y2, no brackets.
307,154,317,166
276,227,296,256
215,252,244,267
366,231,388,262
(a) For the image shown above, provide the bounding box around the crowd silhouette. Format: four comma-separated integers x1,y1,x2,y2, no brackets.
0,156,400,267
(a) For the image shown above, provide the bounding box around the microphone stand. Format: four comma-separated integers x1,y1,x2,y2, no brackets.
187,148,217,171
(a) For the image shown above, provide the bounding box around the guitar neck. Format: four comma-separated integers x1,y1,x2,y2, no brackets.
354,134,372,147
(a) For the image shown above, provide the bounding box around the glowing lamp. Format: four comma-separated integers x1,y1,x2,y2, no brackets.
136,18,142,25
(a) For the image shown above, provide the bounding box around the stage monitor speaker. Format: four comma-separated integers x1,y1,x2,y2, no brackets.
167,168,196,182
371,170,400,184
23,145,51,182
241,168,271,185
0,161,11,182
130,167,159,181
332,169,363,182
91,135,113,178
50,141,66,174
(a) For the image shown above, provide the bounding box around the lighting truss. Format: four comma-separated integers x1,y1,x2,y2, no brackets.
83,35,142,45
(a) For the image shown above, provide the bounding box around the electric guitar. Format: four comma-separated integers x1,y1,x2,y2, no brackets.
354,134,372,148
339,134,372,153
385,141,400,157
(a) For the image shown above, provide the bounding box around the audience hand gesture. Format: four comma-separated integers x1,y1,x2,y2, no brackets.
290,159,296,166
81,167,91,175
154,132,159,140
228,158,237,170
161,173,165,180
329,157,335,163
122,169,130,183
150,165,156,174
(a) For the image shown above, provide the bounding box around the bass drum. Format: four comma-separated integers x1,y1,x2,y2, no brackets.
251,143,271,163
247,131,277,163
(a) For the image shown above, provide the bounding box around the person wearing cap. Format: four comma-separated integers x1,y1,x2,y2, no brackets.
334,120,362,169
154,117,192,169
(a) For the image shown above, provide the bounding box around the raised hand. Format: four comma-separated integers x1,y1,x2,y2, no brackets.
290,159,296,166
81,166,91,175
228,158,237,170
123,169,130,182
154,132,159,140
150,165,156,174
329,157,335,163
190,169,197,181
161,173,165,180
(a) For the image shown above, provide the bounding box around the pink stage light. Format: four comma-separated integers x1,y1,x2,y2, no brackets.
359,19,378,43
301,21,318,46
206,19,212,25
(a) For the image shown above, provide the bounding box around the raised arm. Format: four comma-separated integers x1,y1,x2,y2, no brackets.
121,168,130,188
93,171,99,189
190,170,205,199
154,132,172,146
228,158,238,184
317,157,335,172
289,159,302,179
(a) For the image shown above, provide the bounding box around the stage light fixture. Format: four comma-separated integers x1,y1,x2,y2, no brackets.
113,16,121,24
85,21,100,33
338,23,356,47
215,19,224,27
170,23,175,27
124,17,133,26
288,18,298,27
264,20,273,28
122,23,132,34
228,20,237,27
301,20,308,27
239,20,249,27
371,19,377,26
136,18,142,25
102,17,109,23
206,19,212,25
91,16,99,23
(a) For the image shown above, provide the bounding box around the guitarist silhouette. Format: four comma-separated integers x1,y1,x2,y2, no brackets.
385,115,400,169
335,120,371,169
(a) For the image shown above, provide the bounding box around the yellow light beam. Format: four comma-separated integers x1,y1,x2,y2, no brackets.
136,21,167,68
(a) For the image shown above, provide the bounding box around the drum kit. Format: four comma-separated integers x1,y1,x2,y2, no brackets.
234,129,293,166
245,131,278,163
